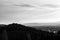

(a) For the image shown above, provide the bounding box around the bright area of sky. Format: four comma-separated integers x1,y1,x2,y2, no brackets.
0,0,60,25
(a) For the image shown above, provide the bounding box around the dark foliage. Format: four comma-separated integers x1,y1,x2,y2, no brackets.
0,23,60,40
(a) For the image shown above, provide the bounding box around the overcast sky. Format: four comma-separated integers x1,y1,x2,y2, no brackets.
0,0,60,24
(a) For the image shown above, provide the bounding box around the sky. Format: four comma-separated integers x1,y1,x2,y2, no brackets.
0,0,60,24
